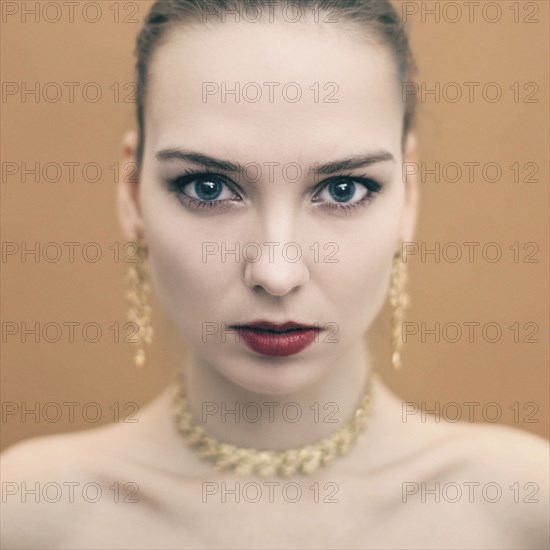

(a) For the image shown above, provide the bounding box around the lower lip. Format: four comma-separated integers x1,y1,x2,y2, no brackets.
234,328,320,357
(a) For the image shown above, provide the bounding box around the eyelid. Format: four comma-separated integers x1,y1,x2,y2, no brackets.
211,171,246,196
168,170,244,198
167,169,383,211
311,173,383,197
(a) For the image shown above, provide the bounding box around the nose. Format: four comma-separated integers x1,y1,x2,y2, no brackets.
243,217,310,297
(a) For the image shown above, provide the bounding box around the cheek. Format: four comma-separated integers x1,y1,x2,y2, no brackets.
139,184,240,339
314,190,404,331
318,231,396,334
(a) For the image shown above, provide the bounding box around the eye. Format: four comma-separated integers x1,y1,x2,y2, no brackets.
312,175,382,212
166,171,242,210
183,175,234,201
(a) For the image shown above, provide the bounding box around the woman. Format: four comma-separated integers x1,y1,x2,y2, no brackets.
2,1,548,548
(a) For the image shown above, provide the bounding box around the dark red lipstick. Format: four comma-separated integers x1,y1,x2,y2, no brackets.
231,320,323,357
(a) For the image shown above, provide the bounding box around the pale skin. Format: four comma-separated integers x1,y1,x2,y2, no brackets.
1,18,548,550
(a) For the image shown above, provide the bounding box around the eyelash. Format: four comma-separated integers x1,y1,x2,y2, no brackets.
166,169,383,214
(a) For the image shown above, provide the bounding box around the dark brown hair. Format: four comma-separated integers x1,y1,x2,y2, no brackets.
134,0,417,174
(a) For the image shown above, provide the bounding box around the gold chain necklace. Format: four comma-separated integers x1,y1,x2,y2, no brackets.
172,369,374,478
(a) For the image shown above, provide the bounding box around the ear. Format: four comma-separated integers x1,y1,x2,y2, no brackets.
117,130,146,243
400,132,419,245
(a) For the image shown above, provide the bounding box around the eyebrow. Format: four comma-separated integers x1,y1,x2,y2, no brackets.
155,147,395,176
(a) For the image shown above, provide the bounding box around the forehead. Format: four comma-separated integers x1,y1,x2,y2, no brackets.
145,21,403,163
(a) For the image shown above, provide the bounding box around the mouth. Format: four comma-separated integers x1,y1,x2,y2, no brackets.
233,321,321,333
229,320,324,357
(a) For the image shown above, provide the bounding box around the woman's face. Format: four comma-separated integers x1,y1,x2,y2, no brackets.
120,20,418,394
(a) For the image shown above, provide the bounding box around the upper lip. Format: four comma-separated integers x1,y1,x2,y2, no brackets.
231,320,322,332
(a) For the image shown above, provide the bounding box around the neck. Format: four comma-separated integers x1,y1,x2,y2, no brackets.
179,342,372,452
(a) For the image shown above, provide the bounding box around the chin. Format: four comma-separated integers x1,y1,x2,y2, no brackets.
210,350,331,397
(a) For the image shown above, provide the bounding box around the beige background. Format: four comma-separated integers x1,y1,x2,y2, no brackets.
1,0,548,449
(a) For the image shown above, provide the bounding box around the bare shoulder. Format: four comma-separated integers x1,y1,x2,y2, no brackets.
455,423,547,547
1,384,174,481
1,411,140,478
0,406,156,550
400,402,548,547
401,398,549,482
0,425,110,548
378,380,549,480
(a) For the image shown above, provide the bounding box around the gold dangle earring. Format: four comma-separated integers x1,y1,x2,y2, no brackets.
389,247,410,370
124,241,153,368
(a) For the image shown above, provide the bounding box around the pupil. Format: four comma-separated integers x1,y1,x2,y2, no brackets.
196,178,222,201
329,180,355,203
